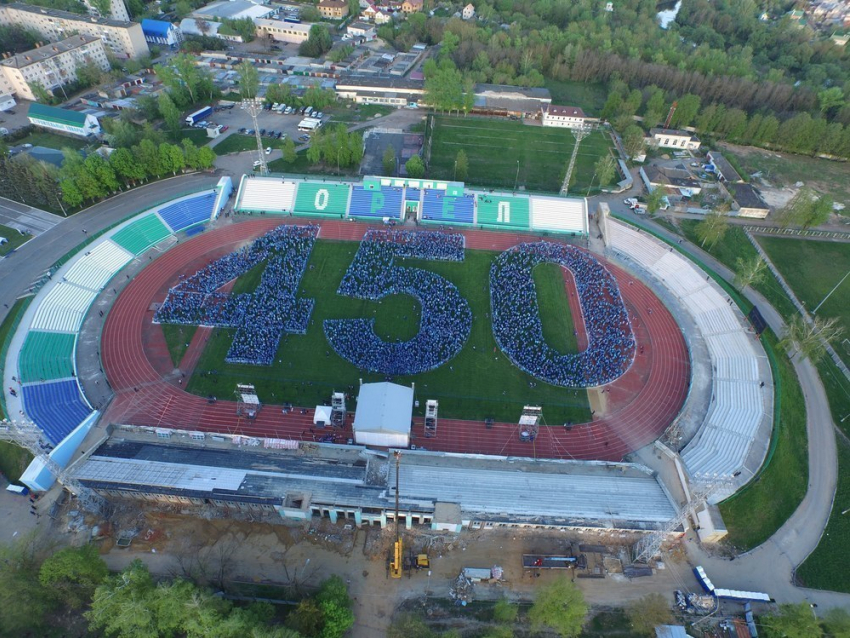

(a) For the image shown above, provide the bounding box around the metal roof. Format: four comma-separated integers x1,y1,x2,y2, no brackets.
78,457,247,492
353,382,413,434
28,103,88,129
0,35,100,69
141,19,175,37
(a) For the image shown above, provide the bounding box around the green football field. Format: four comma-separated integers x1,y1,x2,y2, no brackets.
181,239,590,423
426,116,614,193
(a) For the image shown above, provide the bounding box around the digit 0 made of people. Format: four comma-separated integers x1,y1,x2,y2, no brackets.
154,226,635,387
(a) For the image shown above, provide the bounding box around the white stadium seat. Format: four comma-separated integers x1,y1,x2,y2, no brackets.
63,241,133,292
529,196,588,234
31,283,98,333
237,178,297,213
608,220,767,482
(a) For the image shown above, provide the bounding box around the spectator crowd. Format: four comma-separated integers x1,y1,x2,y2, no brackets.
324,230,471,375
154,225,319,365
490,242,635,387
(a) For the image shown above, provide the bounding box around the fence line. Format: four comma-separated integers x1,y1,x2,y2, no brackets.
744,225,850,242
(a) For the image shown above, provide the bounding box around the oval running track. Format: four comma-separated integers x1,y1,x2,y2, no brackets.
101,219,689,461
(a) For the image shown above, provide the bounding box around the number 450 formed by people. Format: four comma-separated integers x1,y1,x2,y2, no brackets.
154,226,634,387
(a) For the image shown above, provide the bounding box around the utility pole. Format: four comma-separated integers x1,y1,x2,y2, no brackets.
242,98,268,176
0,419,110,516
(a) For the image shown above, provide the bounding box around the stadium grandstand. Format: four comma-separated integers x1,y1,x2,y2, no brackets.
5,184,230,491
234,175,588,235
606,218,771,497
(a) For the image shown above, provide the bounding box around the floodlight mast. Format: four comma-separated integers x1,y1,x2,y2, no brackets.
0,418,110,516
242,98,268,175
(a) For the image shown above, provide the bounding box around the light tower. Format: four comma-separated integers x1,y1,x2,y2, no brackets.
241,97,268,175
560,125,592,196
0,419,110,516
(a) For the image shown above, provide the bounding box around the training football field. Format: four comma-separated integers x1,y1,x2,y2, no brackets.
183,239,591,424
427,115,614,193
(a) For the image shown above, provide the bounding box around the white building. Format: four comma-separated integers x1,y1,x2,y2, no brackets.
179,18,243,42
191,0,275,21
0,35,110,102
82,0,129,21
648,127,701,151
362,3,391,23
540,104,594,129
141,19,182,47
347,21,377,40
28,103,101,137
0,94,16,111
254,19,313,44
352,382,414,448
0,3,150,59
462,3,475,19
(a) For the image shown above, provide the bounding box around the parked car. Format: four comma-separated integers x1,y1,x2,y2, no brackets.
298,134,310,142
624,197,638,207
314,111,323,119
238,127,246,133
265,147,272,155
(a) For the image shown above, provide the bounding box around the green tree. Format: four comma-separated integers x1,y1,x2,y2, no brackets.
779,188,833,229
286,598,324,636
624,593,674,636
110,146,146,184
646,187,666,215
734,256,767,291
528,576,587,637
405,155,425,178
182,138,201,169
818,87,845,114
593,154,617,188
197,146,216,170
383,144,396,175
779,315,845,363
60,178,84,207
387,613,434,638
300,25,333,58
671,93,701,128
86,560,158,638
762,603,824,638
39,545,108,610
600,91,623,121
137,138,163,177
824,608,850,638
0,534,57,636
89,0,112,17
155,52,203,106
159,142,186,175
329,44,355,63
158,91,182,137
85,152,120,193
493,598,519,623
622,125,646,159
455,148,469,180
237,60,259,100
76,61,105,87
695,210,729,248
282,137,297,165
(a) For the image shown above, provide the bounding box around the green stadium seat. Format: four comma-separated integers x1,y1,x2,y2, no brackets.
476,194,531,229
111,214,172,255
19,331,77,383
293,183,350,217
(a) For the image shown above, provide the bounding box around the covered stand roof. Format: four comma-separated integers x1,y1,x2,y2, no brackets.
353,382,413,435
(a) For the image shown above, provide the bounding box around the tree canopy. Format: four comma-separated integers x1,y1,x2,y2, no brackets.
527,576,587,637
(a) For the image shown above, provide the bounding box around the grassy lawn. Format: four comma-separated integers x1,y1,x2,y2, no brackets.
544,79,608,115
719,333,808,550
533,262,579,354
326,104,395,122
724,144,850,206
427,115,614,193
213,133,284,156
267,151,313,175
185,240,591,423
175,128,212,146
16,131,88,151
0,224,33,256
678,220,799,319
756,237,850,368
161,324,199,368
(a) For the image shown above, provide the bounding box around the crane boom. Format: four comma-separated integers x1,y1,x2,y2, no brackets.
390,451,403,579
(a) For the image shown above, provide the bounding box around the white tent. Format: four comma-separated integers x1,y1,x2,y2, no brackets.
352,382,413,448
314,405,333,426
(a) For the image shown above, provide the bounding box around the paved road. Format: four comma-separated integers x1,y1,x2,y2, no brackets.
622,214,849,610
0,196,59,235
0,172,220,325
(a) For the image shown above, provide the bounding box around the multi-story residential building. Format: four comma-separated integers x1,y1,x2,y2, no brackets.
0,3,149,59
0,35,110,102
318,0,349,19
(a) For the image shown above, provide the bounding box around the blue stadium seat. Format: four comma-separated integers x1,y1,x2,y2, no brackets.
158,194,216,232
348,186,404,219
421,190,474,224
22,380,92,445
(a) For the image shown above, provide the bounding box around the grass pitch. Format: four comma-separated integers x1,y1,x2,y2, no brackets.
181,239,590,423
426,116,614,193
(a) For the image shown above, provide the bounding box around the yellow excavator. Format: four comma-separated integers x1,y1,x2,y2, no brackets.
389,451,403,579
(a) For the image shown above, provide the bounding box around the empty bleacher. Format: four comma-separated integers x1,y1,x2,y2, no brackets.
294,182,350,217
111,214,172,255
19,331,77,383
475,194,531,229
63,241,133,292
31,283,98,333
238,178,297,213
21,379,92,445
158,193,216,232
421,190,475,224
608,220,767,483
348,186,404,219
530,196,588,234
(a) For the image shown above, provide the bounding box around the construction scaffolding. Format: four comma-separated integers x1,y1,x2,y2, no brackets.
0,419,110,516
235,383,261,419
331,392,346,427
424,400,438,438
518,405,542,442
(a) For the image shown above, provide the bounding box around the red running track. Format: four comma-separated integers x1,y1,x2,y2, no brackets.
101,219,689,461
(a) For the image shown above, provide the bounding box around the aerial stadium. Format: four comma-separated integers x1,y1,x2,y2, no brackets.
1,173,773,548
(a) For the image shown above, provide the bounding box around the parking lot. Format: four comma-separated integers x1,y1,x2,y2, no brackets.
203,104,323,152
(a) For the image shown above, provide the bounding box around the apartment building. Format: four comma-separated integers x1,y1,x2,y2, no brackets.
0,35,110,101
0,3,149,59
318,0,349,19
